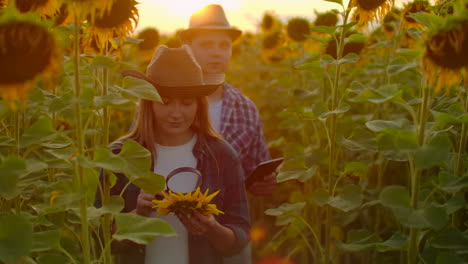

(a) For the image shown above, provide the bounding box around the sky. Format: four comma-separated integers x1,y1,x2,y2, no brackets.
134,0,413,35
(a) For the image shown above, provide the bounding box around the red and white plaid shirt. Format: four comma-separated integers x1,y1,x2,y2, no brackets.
219,83,271,178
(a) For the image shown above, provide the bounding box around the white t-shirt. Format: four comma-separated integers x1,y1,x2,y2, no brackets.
209,100,223,132
145,135,198,264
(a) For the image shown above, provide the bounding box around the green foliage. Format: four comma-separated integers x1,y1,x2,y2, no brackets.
113,213,175,244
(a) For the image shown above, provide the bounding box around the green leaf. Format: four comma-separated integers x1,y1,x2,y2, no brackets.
366,119,410,132
437,171,468,193
346,34,367,44
376,233,408,252
414,133,451,170
387,63,417,75
31,230,60,252
113,213,175,244
119,76,162,102
343,162,368,179
311,25,337,35
319,104,350,119
423,206,448,230
90,56,118,68
321,53,360,66
379,185,411,210
328,185,363,212
20,118,57,148
338,229,381,252
0,157,27,200
431,228,468,250
94,93,132,108
264,202,305,217
312,188,329,206
277,165,318,183
0,214,33,264
432,111,468,127
435,252,464,264
133,172,166,195
92,140,152,179
408,12,443,28
322,0,342,6
397,48,424,59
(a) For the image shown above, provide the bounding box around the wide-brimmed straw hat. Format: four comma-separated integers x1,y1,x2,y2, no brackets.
179,4,242,42
121,45,224,98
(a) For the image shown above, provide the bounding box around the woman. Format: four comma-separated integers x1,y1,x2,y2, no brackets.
100,45,250,264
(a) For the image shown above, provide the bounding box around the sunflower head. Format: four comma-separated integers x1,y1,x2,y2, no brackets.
287,17,310,42
402,0,431,28
423,20,468,93
15,0,60,18
324,31,366,59
350,0,394,27
1,0,7,7
137,27,159,51
87,0,139,51
261,12,275,32
314,11,338,27
262,30,283,50
0,19,60,107
383,8,401,33
152,187,224,216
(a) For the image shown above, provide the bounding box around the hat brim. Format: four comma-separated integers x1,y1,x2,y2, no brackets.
179,27,242,42
121,70,220,98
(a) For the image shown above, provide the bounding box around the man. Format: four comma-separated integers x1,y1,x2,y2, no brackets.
179,4,276,196
178,4,276,264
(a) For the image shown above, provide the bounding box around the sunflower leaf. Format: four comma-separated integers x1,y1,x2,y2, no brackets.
322,0,343,6
119,76,162,102
114,213,175,244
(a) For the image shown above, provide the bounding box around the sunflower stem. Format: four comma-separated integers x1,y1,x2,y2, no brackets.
101,43,113,264
408,79,430,264
73,5,91,264
325,7,351,263
455,78,468,177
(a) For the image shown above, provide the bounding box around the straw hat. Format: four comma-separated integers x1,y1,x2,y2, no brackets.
179,4,242,42
121,45,224,98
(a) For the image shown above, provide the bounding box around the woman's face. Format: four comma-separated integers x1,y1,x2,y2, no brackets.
152,97,198,140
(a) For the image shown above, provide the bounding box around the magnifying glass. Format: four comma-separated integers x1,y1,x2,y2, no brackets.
165,167,202,194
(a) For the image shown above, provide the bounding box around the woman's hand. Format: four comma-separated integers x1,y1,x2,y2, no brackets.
176,210,217,236
135,190,158,216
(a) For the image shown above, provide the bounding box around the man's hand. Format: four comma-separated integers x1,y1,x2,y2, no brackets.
248,172,276,196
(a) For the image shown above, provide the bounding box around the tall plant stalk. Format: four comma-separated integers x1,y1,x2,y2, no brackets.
325,6,350,263
72,5,91,264
101,45,113,264
408,80,431,264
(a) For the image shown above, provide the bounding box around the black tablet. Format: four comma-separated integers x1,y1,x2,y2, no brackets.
244,158,284,188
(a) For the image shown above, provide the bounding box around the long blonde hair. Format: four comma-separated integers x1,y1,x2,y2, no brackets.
117,96,221,158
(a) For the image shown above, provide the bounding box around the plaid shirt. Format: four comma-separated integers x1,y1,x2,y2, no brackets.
219,83,271,178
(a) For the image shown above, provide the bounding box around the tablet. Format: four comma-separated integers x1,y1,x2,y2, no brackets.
244,158,284,188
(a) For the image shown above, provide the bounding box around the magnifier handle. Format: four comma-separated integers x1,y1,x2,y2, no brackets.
165,167,202,192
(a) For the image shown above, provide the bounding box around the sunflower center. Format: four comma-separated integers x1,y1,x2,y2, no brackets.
425,23,468,69
357,0,388,11
0,21,55,84
15,0,49,12
93,0,136,28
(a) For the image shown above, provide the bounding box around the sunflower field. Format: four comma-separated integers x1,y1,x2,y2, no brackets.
0,0,467,264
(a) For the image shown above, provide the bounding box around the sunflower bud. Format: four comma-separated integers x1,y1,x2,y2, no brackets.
261,12,275,32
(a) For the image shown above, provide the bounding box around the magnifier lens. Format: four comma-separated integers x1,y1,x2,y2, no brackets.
167,170,200,193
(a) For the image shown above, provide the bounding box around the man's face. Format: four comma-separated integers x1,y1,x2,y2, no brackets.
189,31,232,74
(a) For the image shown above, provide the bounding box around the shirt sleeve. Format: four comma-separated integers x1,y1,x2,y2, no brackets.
217,149,251,256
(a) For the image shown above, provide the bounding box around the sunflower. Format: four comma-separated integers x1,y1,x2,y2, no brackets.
0,20,60,107
15,0,60,18
314,11,338,27
86,0,138,51
423,20,468,93
383,8,401,34
152,187,224,216
401,0,431,29
137,27,159,51
287,17,310,42
1,0,7,7
350,0,395,27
